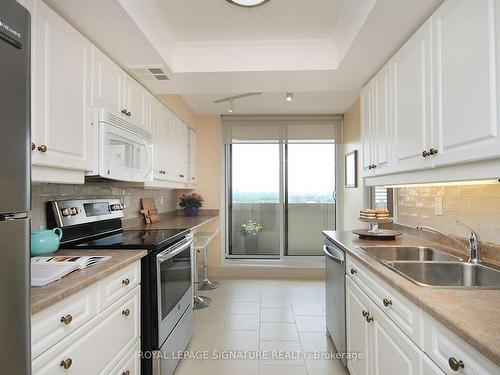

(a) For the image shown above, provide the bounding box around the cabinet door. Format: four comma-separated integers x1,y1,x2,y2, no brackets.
423,355,446,375
32,0,91,171
124,75,147,130
90,46,124,114
372,65,392,174
432,0,500,166
346,277,372,375
360,82,374,177
164,109,177,181
391,20,433,173
371,302,423,375
150,97,163,180
179,121,188,182
189,128,198,184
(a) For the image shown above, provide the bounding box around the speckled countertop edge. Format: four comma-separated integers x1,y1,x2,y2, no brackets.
31,249,148,315
323,230,500,366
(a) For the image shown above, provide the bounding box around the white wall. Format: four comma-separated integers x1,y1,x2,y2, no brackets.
342,99,366,230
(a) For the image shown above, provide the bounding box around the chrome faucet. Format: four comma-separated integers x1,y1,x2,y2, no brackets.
415,220,481,263
456,220,481,263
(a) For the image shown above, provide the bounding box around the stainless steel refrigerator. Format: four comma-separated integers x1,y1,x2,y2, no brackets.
0,0,31,374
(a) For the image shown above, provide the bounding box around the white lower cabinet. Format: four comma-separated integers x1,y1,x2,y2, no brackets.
31,261,141,375
346,277,422,375
346,255,499,375
424,354,446,375
108,339,141,375
346,277,372,375
423,313,499,375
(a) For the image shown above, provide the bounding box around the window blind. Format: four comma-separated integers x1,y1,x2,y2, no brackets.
222,115,342,144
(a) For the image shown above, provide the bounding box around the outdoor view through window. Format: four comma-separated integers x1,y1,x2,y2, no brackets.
228,143,336,257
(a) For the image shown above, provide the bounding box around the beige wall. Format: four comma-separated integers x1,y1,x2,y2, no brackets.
342,99,365,230
397,184,500,245
158,95,224,268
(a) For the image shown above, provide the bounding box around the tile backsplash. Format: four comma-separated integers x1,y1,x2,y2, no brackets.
396,183,500,245
31,183,178,229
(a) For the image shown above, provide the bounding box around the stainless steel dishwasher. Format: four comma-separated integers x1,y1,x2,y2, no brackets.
323,239,347,366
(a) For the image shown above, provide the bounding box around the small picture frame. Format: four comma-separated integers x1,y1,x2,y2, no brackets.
345,150,358,188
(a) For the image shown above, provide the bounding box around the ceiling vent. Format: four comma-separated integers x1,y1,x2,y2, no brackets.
127,65,172,82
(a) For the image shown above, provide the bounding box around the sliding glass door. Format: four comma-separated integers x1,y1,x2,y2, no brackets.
226,141,336,259
285,143,336,256
228,143,281,257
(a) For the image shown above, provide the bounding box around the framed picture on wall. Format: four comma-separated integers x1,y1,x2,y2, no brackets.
345,150,357,188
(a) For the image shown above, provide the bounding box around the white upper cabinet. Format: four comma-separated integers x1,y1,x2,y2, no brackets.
31,0,91,172
360,0,500,182
431,0,500,166
188,128,198,185
90,46,124,115
360,83,375,177
391,20,433,173
172,117,188,183
372,64,392,174
360,65,392,177
124,75,148,131
149,97,164,180
90,46,148,132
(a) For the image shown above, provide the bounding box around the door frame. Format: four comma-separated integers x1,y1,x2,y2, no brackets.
222,140,341,267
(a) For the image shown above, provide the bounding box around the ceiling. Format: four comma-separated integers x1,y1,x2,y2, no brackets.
44,0,444,115
183,92,360,115
154,0,347,42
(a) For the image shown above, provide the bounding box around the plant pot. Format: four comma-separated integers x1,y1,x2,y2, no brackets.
244,235,258,254
184,207,199,217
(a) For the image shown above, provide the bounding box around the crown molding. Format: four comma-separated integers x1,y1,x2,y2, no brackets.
173,39,338,73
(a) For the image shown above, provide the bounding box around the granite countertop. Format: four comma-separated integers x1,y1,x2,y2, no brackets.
323,230,500,366
31,249,147,315
123,211,219,231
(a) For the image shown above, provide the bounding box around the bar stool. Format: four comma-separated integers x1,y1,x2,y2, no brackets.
194,229,221,291
192,238,212,310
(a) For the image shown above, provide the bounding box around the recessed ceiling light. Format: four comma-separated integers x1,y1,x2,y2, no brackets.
225,0,271,9
286,92,293,102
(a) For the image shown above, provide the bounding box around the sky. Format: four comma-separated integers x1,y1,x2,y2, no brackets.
231,143,336,195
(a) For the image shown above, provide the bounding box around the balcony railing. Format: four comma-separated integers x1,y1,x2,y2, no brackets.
230,202,335,256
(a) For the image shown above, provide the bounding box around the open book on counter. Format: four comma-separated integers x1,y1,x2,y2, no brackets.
31,255,110,287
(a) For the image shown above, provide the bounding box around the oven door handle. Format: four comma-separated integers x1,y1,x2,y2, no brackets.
157,237,193,263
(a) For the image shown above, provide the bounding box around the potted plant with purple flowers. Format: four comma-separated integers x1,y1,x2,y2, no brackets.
179,193,204,217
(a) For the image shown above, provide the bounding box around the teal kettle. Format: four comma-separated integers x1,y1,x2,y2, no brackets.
31,227,63,256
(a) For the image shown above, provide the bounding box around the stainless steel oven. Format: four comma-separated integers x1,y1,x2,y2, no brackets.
156,234,193,347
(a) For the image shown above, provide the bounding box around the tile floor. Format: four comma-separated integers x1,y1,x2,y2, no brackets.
173,278,348,375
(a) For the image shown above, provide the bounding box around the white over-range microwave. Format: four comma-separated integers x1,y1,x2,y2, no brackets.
86,108,153,182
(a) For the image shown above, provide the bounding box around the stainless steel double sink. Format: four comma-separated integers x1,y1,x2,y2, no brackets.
359,246,500,289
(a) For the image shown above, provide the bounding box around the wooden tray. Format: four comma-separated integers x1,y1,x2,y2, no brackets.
352,228,402,240
140,197,160,224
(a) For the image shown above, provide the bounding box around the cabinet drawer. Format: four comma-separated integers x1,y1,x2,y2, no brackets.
347,255,422,345
98,261,140,310
109,340,140,375
32,286,140,375
32,284,99,359
423,313,498,375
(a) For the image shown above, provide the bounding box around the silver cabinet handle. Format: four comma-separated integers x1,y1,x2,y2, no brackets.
60,314,73,325
60,358,72,369
448,357,464,371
